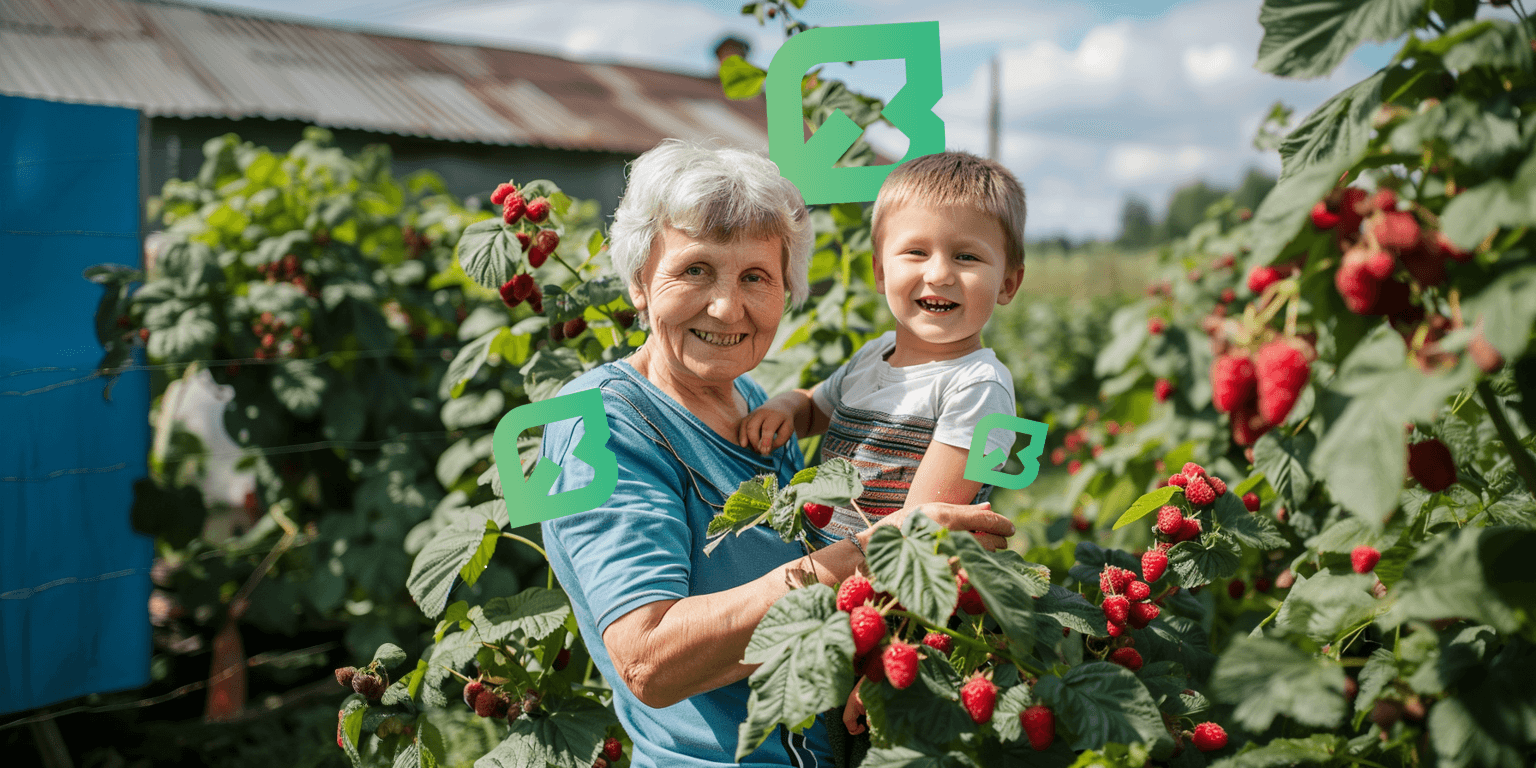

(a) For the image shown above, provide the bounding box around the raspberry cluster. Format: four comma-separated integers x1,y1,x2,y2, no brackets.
259,253,316,297
1209,339,1312,447
1099,563,1159,640
402,225,432,259
1050,410,1136,478
492,181,561,268
250,311,309,361
335,664,388,701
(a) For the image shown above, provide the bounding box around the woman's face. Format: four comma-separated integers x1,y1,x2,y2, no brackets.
632,225,786,388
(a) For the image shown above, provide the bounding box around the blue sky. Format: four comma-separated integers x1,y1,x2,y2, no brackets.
194,0,1465,239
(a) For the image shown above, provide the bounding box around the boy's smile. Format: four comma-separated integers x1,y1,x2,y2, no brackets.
874,203,1024,364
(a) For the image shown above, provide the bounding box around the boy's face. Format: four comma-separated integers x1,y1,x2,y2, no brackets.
873,202,1024,353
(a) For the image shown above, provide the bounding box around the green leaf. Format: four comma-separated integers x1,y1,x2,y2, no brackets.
1382,526,1536,634
865,511,957,627
1113,486,1180,530
407,518,499,618
1256,0,1420,79
1425,639,1536,768
1387,96,1523,174
860,649,972,752
270,359,329,419
1139,616,1218,688
708,475,776,538
441,389,506,430
1212,492,1286,550
1211,637,1347,732
736,584,855,760
459,520,498,588
1094,305,1147,378
1252,430,1315,510
468,588,572,644
719,54,767,99
1440,17,1536,73
1167,534,1241,589
1274,570,1380,643
148,304,218,361
455,219,522,290
951,530,1040,655
390,743,421,768
479,696,616,768
443,328,506,399
342,699,367,766
323,385,367,442
436,434,495,488
519,346,586,402
129,477,207,549
1462,264,1536,360
1208,734,1344,768
857,745,979,768
371,643,407,671
1034,585,1108,638
1354,648,1398,716
1034,663,1169,751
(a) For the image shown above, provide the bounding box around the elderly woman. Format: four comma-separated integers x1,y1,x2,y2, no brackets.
538,139,1016,767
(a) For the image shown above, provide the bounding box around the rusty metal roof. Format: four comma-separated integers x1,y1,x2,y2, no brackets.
0,0,770,153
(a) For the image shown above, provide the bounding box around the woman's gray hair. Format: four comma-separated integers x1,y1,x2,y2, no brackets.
609,139,813,322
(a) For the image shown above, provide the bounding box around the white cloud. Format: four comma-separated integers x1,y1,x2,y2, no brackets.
1183,43,1240,85
1106,143,1216,185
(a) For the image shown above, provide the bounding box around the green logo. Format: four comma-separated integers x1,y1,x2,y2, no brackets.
492,389,618,528
766,21,945,205
964,414,1047,490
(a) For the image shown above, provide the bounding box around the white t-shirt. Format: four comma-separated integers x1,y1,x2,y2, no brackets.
805,331,1017,543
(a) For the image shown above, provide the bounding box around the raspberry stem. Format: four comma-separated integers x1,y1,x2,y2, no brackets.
1478,381,1536,495
884,609,1045,677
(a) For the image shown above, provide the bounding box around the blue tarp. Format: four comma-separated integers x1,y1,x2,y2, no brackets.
0,94,153,715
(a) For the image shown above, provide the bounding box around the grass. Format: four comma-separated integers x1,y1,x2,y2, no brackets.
1018,244,1158,302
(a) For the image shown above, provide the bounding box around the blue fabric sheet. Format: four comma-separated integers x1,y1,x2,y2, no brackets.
0,94,153,715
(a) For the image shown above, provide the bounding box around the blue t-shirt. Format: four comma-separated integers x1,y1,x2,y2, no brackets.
539,359,836,768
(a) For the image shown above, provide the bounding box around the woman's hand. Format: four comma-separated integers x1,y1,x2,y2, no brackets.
843,681,868,734
860,501,1015,552
739,403,797,455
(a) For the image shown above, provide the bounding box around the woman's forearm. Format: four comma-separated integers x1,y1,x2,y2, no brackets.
637,532,870,708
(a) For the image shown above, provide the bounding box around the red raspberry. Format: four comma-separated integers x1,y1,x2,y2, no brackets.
1435,231,1472,263
1371,188,1398,212
1210,353,1256,413
1148,317,1166,335
502,194,526,224
1099,566,1134,595
1051,448,1066,465
837,574,875,613
1108,647,1143,672
1154,379,1174,403
1067,459,1083,475
1230,400,1274,447
1408,438,1457,492
1351,545,1381,574
462,679,485,708
1192,722,1227,752
335,666,356,689
509,273,536,301
1247,265,1283,294
1176,516,1203,542
554,648,570,671
1141,550,1168,583
1336,187,1368,235
490,183,516,205
1156,506,1184,536
1106,620,1124,638
337,710,346,749
1227,579,1245,599
882,641,919,689
1364,249,1396,280
1255,576,1272,592
957,573,987,615
1092,445,1104,459
849,605,885,656
960,674,997,724
1310,201,1341,230
1336,252,1380,314
1129,601,1160,629
474,688,500,718
1256,341,1309,426
1021,705,1056,751
549,322,566,343
1168,473,1189,487
1126,580,1151,602
525,197,551,223
922,632,952,655
1071,511,1091,532
1103,595,1130,625
857,649,887,685
499,278,525,308
563,318,588,339
1220,287,1236,304
603,737,623,761
1242,492,1260,512
1374,211,1420,251
614,309,636,329
803,502,832,529
1185,475,1216,507
515,231,531,252
1182,461,1205,480
1207,475,1227,497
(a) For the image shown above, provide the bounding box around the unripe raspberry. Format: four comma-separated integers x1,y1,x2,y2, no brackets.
1021,705,1056,751
1191,722,1227,752
1141,550,1168,583
1351,545,1381,574
1156,506,1183,536
1408,438,1457,492
1185,475,1216,506
1128,601,1160,629
335,666,356,689
1276,569,1296,589
837,574,875,613
603,737,623,761
1242,492,1260,512
1103,595,1130,626
525,197,551,223
1210,353,1257,413
849,605,885,656
922,632,952,655
960,673,997,724
882,641,920,689
1125,580,1151,602
1108,647,1143,671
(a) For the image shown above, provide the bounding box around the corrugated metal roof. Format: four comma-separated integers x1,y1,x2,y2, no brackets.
0,0,770,153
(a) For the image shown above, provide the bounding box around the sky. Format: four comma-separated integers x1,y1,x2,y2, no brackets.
194,0,1426,240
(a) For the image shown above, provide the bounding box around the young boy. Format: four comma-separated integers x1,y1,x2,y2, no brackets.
739,151,1027,733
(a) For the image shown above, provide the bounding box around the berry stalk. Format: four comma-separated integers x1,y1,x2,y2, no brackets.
1477,381,1536,495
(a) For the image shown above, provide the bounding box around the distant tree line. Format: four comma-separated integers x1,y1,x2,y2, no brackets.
1116,168,1276,249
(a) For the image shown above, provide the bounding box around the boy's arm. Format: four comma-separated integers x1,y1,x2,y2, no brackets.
905,442,985,506
740,384,832,454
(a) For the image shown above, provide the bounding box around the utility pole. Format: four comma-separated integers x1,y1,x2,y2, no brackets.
987,54,1001,161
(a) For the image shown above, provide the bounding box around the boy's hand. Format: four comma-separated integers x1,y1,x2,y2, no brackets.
739,405,796,455
843,680,868,735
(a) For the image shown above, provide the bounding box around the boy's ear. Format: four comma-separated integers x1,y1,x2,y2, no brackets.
872,251,885,293
997,265,1025,306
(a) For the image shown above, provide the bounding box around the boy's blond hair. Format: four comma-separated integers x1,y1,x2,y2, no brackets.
871,151,1026,272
